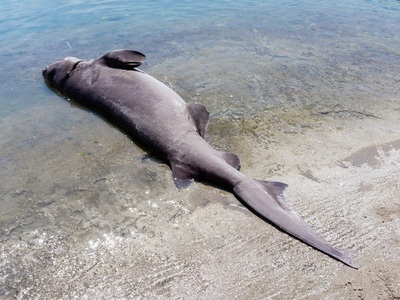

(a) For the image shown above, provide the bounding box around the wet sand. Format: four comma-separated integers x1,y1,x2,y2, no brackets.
1,90,399,299
1,1,400,298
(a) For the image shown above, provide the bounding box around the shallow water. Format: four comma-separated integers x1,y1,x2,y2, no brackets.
1,0,400,298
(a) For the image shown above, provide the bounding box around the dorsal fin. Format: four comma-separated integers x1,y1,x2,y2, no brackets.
186,103,209,138
256,180,291,210
102,50,146,70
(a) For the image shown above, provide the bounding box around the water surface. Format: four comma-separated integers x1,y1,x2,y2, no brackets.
1,0,400,298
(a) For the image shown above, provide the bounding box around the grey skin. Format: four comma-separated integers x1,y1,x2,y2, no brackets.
43,50,356,268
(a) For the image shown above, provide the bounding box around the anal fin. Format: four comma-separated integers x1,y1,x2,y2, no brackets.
219,151,241,170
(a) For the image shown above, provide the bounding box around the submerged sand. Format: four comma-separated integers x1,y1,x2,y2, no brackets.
1,2,400,297
1,98,399,299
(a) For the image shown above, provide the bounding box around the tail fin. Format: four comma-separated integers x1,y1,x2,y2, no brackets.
233,179,357,268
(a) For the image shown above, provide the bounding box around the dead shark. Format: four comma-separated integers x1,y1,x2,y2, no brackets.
42,49,356,268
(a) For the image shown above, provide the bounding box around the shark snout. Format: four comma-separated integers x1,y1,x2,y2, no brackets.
42,66,49,77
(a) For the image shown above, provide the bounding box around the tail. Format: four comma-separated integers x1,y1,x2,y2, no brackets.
233,179,357,268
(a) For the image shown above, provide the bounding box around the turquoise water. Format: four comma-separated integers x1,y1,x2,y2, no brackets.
1,0,399,117
1,0,400,297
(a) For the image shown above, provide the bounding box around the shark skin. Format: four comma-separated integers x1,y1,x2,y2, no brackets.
42,50,356,268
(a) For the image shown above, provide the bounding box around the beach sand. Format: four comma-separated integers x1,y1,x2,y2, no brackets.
1,100,399,299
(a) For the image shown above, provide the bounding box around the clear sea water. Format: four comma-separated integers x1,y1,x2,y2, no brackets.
0,0,399,297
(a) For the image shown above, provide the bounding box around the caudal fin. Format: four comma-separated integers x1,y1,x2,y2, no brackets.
233,179,357,268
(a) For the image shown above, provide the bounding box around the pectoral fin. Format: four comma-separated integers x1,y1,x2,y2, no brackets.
102,49,146,69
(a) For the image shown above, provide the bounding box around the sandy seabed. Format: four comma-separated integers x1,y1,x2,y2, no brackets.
1,90,399,299
1,2,400,298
